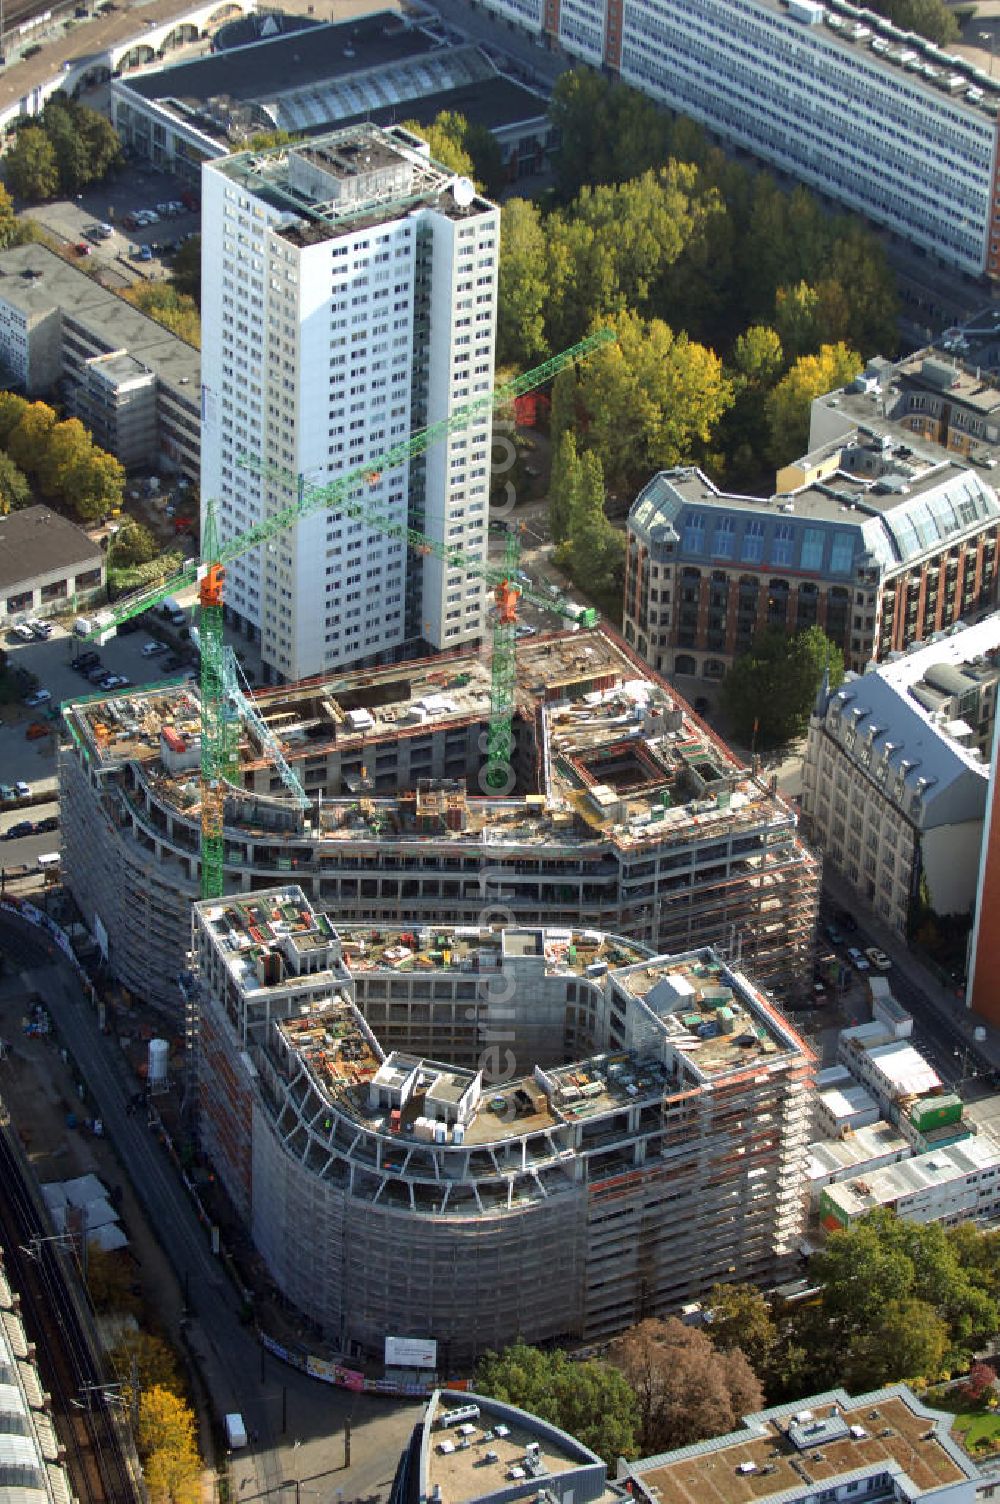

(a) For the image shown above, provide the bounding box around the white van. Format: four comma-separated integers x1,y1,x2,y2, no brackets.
74,618,93,638
36,853,60,873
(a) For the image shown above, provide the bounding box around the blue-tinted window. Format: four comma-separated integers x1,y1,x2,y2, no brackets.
801,527,825,571
830,532,854,574
771,522,794,567
742,519,765,563
682,512,705,554
712,516,736,559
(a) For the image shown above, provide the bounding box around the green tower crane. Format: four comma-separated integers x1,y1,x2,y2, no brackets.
87,327,612,899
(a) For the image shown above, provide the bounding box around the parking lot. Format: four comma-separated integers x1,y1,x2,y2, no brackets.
0,614,194,790
19,162,200,286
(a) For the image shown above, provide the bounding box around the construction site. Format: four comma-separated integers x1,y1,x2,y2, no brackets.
58,625,820,1015
191,884,816,1364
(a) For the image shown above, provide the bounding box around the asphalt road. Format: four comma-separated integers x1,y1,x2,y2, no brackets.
0,916,418,1502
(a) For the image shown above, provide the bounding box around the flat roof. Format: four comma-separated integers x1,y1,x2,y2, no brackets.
822,1136,1000,1219
423,1389,605,1502
0,244,200,398
0,506,101,591
64,626,800,856
627,1390,975,1503
808,1123,910,1181
127,11,433,104
750,0,1000,123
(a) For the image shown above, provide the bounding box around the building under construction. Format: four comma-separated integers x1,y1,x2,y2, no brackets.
192,885,816,1363
59,626,820,1013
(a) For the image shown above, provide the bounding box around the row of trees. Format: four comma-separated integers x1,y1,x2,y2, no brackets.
5,93,122,201
495,72,895,498
476,1212,1000,1465
861,0,959,46
87,1251,203,1504
123,281,201,348
0,393,124,521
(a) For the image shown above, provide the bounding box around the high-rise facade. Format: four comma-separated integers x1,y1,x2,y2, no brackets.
472,0,1000,280
200,124,498,683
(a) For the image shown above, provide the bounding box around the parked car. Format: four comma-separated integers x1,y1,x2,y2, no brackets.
86,665,108,683
4,821,32,840
73,242,92,256
35,814,58,833
138,245,153,262
10,621,34,642
0,785,13,802
13,782,30,799
847,946,871,972
866,947,892,971
71,651,99,672
141,641,166,657
26,722,48,740
30,620,52,639
824,922,844,947
180,189,198,211
102,674,130,689
24,689,51,707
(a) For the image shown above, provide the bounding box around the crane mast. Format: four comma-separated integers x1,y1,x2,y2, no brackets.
87,329,613,900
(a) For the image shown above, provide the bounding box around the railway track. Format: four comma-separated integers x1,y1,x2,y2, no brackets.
0,1112,140,1502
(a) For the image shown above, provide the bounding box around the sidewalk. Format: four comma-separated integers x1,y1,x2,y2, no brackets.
821,866,1000,1073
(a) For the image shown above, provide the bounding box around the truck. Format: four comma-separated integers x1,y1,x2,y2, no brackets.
225,1413,247,1450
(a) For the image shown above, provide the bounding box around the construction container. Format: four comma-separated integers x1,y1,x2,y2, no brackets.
909,1094,962,1131
717,1006,736,1034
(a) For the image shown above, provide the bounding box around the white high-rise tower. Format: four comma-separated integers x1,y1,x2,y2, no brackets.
200,124,499,683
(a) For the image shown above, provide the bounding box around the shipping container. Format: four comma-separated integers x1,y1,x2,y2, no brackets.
909,1094,963,1131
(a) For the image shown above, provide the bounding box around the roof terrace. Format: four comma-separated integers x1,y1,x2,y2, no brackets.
629,1392,972,1504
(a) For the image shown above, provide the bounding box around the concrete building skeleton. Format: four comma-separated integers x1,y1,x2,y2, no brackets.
191,884,815,1363
58,627,820,1016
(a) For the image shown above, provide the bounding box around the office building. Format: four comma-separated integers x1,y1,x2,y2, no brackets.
802,616,1000,936
113,11,553,184
0,243,200,481
200,122,498,682
819,1136,1000,1230
58,627,820,1015
0,507,105,624
472,0,1000,280
192,885,814,1362
620,1385,982,1504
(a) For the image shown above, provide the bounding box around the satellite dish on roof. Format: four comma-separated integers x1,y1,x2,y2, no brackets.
452,176,474,208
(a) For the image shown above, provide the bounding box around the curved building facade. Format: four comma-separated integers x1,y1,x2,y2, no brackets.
60,628,820,1015
192,887,815,1365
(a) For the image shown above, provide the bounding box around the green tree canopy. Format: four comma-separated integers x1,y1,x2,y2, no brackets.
37,417,92,500
706,1282,778,1380
110,519,159,567
0,452,29,515
567,310,733,495
859,0,958,45
788,1210,1000,1392
548,70,672,199
610,1316,763,1456
721,625,845,748
400,111,504,195
475,1340,638,1465
123,284,200,348
170,235,201,307
5,127,59,201
497,199,549,367
7,402,57,473
765,342,863,465
0,394,29,446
